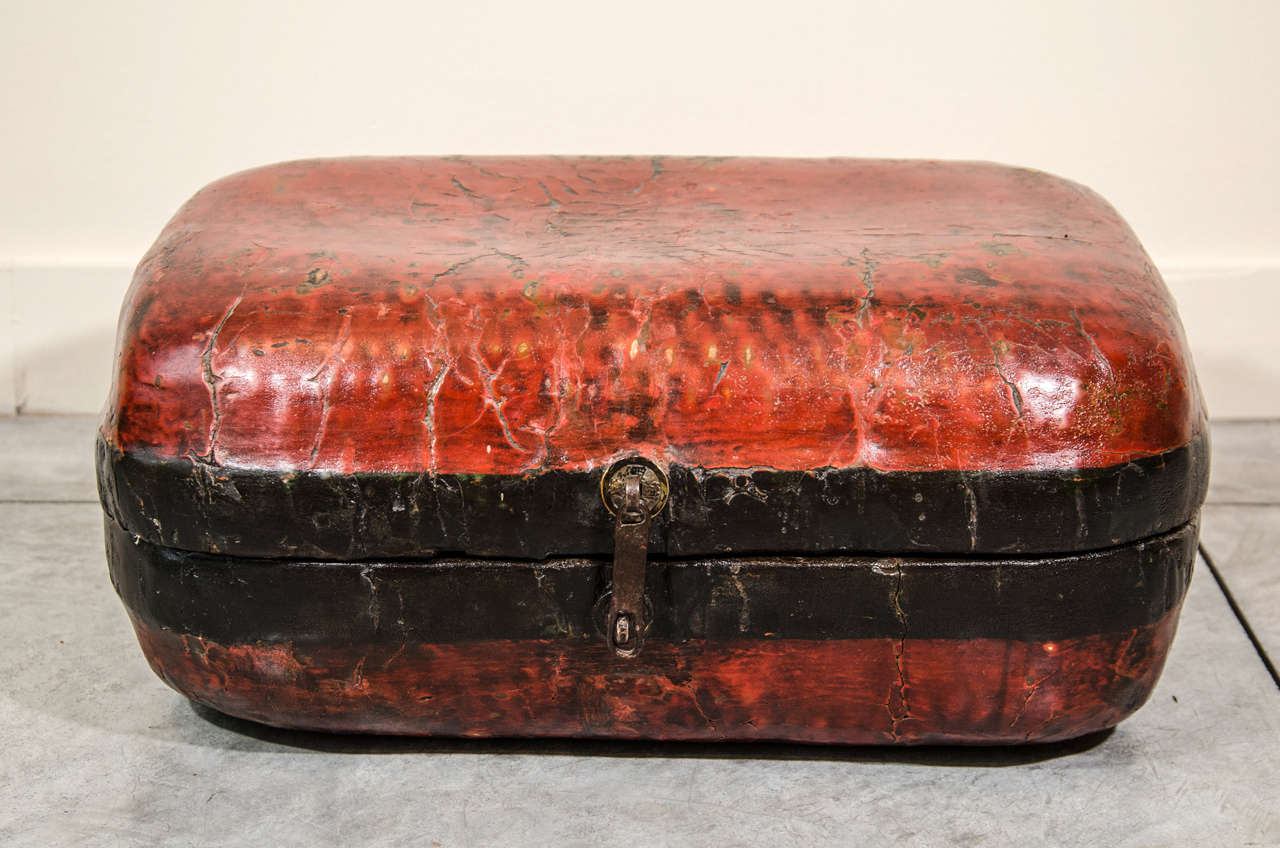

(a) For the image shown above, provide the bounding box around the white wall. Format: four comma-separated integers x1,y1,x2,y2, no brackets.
2,0,1277,416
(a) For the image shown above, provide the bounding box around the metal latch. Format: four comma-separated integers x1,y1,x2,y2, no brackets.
601,459,668,658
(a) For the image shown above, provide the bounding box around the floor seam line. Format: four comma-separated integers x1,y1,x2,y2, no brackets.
1199,542,1280,690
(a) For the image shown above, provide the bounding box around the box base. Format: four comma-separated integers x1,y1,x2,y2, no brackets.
107,516,1197,744
131,612,1181,745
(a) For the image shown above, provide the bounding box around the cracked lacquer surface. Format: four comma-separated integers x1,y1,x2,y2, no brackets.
130,608,1180,744
103,157,1201,475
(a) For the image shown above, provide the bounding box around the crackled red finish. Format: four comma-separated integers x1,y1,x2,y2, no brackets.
133,608,1179,744
104,157,1201,475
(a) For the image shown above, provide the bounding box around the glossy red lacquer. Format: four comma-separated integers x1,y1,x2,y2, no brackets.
133,608,1180,744
103,157,1202,476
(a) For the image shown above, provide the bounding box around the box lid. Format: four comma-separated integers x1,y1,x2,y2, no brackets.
98,157,1207,559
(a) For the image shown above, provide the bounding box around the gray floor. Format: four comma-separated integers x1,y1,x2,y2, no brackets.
1,417,1276,847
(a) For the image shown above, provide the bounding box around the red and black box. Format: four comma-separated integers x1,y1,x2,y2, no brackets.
98,157,1207,744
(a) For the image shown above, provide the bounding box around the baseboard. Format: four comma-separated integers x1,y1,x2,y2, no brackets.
1161,265,1280,419
0,264,15,416
3,262,1277,418
3,264,131,417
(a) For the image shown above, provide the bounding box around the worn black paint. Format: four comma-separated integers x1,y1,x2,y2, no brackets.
108,515,1197,647
97,432,1208,561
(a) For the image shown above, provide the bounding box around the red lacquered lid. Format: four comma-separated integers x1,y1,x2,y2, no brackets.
98,158,1206,558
